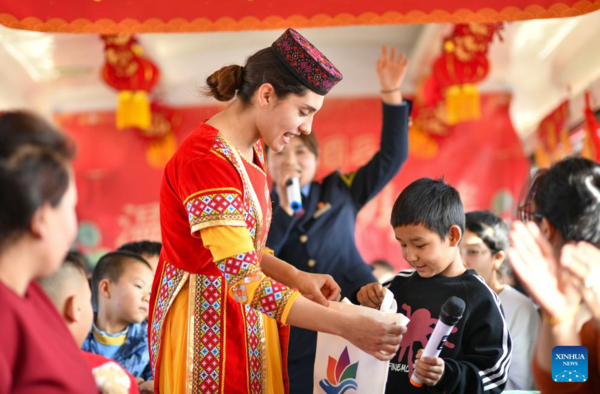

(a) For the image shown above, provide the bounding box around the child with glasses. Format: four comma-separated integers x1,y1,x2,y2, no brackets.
462,210,540,390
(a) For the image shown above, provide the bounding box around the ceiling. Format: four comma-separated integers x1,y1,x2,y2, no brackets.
1,11,600,144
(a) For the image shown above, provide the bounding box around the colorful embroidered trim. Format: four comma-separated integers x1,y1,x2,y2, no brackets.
244,305,264,394
192,275,224,393
149,263,188,375
216,251,262,287
186,192,245,231
251,279,296,321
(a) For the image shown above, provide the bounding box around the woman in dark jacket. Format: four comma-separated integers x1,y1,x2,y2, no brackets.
266,46,411,393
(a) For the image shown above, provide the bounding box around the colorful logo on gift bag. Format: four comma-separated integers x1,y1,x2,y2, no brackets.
552,346,588,382
319,347,359,394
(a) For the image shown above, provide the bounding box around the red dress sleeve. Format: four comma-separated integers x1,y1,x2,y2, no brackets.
177,154,246,236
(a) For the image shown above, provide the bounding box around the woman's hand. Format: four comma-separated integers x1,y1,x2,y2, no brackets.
292,270,341,306
342,313,405,361
508,221,581,318
376,46,409,105
561,242,600,328
357,282,385,309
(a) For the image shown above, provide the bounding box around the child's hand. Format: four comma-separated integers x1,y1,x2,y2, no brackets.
414,349,445,386
139,380,155,393
357,282,385,309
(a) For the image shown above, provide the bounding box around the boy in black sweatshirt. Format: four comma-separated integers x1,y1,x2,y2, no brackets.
351,178,512,394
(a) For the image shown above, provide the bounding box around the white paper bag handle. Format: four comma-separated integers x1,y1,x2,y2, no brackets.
380,288,397,314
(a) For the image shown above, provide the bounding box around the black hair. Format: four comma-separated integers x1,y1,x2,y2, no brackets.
91,251,152,307
391,178,465,240
65,250,94,277
38,252,88,306
370,259,394,273
204,48,309,103
0,111,75,252
118,240,162,258
525,157,600,246
465,210,509,252
465,210,512,279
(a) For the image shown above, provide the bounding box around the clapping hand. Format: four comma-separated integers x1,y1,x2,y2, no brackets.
507,221,581,319
561,242,600,328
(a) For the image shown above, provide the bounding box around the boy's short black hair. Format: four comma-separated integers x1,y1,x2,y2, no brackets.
91,251,152,308
118,240,162,257
391,178,465,240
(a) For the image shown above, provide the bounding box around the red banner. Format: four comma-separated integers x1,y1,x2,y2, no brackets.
2,0,599,33
55,93,529,269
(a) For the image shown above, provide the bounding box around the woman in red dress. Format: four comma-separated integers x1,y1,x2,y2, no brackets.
149,29,406,393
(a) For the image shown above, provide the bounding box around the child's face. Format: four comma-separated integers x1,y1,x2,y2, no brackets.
460,230,495,285
394,224,462,278
108,261,153,324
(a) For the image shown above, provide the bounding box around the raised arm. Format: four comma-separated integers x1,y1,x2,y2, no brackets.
344,46,411,208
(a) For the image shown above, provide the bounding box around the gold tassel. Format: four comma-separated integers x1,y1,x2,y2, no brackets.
116,91,132,130
445,85,462,125
461,84,481,121
116,90,151,130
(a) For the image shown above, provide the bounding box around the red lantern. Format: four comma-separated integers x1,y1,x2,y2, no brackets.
101,34,160,130
432,23,502,124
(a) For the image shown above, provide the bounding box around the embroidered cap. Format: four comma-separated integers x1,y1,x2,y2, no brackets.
271,28,343,95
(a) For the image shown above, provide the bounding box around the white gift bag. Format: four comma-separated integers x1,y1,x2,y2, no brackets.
313,290,409,394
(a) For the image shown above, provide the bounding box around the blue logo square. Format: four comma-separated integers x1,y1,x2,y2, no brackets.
552,346,588,382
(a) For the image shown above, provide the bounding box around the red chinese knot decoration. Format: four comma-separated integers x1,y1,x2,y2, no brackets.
101,34,160,130
433,23,502,124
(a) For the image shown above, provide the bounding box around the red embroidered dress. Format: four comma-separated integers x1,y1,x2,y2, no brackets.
149,123,300,393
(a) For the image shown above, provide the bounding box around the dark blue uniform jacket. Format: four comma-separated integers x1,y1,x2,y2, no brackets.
267,101,411,394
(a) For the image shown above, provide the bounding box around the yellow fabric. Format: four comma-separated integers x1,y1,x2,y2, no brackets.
264,316,284,394
280,291,301,325
159,280,289,393
159,281,189,394
201,225,263,305
264,247,275,256
92,325,127,346
201,226,254,262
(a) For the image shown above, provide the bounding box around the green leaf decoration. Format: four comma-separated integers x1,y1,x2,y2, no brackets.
339,361,359,382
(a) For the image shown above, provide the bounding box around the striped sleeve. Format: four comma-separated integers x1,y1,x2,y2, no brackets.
432,274,512,394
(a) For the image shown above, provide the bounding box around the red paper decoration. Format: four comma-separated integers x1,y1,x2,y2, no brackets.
101,34,160,130
432,23,502,124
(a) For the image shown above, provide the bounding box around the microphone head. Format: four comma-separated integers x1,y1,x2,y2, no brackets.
439,296,465,326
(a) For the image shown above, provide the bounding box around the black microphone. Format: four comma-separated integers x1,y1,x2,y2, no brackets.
410,296,466,387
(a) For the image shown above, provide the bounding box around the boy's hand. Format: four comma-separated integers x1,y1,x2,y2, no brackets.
357,282,385,309
414,349,445,386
